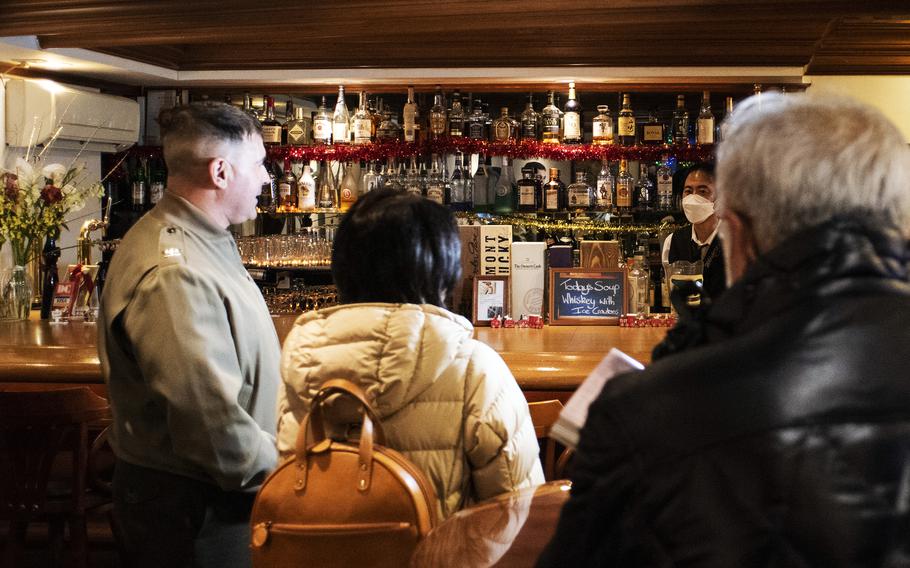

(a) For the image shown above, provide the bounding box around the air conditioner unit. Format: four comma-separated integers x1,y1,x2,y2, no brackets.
4,77,139,153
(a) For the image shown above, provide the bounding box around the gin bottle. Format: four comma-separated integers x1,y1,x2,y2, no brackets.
332,85,350,144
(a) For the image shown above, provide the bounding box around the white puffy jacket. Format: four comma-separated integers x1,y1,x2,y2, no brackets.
277,303,544,519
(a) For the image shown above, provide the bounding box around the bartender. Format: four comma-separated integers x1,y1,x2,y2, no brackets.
661,163,726,303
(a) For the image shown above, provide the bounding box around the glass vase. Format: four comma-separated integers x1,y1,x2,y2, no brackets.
0,265,34,321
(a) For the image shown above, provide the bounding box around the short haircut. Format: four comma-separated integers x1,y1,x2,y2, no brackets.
684,162,715,181
716,92,910,250
158,102,262,177
331,190,461,307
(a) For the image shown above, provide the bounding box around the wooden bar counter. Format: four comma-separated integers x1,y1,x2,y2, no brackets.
0,315,667,397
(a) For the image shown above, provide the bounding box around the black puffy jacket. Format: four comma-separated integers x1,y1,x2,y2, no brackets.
538,216,910,567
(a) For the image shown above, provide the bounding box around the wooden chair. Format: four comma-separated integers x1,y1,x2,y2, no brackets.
0,387,110,568
527,400,572,481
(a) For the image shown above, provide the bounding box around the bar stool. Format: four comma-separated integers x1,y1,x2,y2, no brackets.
527,400,572,481
0,386,110,568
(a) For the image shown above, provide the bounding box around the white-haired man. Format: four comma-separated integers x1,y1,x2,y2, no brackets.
99,102,278,567
538,92,910,566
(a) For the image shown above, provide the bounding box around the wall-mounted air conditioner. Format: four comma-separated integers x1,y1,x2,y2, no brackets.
4,77,139,153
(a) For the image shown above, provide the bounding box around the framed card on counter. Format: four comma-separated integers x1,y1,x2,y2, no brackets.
548,268,628,326
472,275,509,326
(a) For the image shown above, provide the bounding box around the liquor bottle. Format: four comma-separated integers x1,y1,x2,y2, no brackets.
555,93,565,141
332,85,350,144
278,158,298,211
449,152,468,210
656,157,673,210
281,99,294,145
298,164,316,211
516,165,540,212
339,161,359,212
520,94,540,140
543,167,566,212
418,160,429,194
615,159,633,213
635,163,654,210
426,155,446,205
405,157,422,197
317,161,338,210
462,154,475,210
313,96,333,144
448,91,465,137
562,81,582,144
671,94,689,145
696,91,715,145
429,86,447,140
629,254,651,315
540,91,560,144
473,155,491,212
492,156,515,215
132,158,148,212
148,159,166,207
492,107,514,142
719,96,734,142
595,161,614,212
286,106,312,146
370,97,382,138
617,94,636,147
359,161,379,194
260,96,282,146
592,105,614,145
377,112,402,141
259,163,278,213
467,99,487,140
242,92,258,119
567,171,592,211
403,86,419,143
641,109,665,146
352,91,373,145
39,231,60,320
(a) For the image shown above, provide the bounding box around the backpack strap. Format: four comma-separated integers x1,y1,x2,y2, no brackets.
293,379,385,493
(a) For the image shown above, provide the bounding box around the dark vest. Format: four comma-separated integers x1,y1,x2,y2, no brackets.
667,225,726,302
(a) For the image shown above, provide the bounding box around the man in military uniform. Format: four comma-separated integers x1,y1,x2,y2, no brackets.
98,102,278,567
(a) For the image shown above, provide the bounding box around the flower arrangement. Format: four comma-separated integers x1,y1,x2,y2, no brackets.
0,156,104,266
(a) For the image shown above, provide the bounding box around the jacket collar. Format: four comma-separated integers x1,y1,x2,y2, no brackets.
152,192,232,240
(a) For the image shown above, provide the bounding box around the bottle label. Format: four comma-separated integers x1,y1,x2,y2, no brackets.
353,119,372,143
697,118,715,144
278,182,291,200
333,122,349,143
340,188,354,202
494,121,511,141
449,123,463,137
571,188,590,207
542,115,559,134
643,125,664,142
314,119,332,142
618,117,635,137
495,182,510,197
563,113,581,139
468,121,485,139
597,179,613,206
519,184,535,206
406,184,422,196
546,188,558,210
427,185,444,204
261,125,282,144
592,120,612,138
521,120,537,139
132,180,147,205
149,181,164,205
288,123,307,145
403,106,417,142
298,180,316,209
430,113,446,134
658,175,672,196
616,180,632,207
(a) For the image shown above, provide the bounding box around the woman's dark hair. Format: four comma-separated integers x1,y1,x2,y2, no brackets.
331,190,461,307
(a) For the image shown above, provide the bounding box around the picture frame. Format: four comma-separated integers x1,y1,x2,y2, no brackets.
472,275,510,326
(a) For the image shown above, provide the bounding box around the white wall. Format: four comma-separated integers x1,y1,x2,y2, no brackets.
806,76,910,142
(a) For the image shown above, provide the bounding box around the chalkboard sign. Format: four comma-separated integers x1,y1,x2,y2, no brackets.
548,269,628,326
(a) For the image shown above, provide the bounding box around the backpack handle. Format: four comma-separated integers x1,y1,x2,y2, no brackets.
294,379,385,493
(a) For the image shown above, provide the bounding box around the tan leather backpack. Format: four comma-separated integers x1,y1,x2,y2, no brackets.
250,379,439,568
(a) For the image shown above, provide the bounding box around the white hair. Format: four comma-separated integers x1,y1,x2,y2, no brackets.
716,92,910,250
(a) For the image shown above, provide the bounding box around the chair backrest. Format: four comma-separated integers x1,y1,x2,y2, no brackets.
0,387,109,519
528,400,571,481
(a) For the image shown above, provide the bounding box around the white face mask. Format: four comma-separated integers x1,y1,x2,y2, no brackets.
682,194,715,224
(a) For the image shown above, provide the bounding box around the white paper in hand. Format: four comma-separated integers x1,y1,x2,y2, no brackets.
549,348,644,449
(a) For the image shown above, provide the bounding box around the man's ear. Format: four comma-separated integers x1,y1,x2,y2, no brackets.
208,157,230,190
720,210,758,286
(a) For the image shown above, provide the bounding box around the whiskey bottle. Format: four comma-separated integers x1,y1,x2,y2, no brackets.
448,91,465,137
317,161,338,210
562,81,582,144
298,164,316,211
516,165,540,212
567,171,592,211
592,105,614,145
541,91,561,144
641,109,665,146
260,96,282,146
635,163,654,211
403,86,419,143
671,95,689,145
468,99,487,140
339,161,359,212
352,91,373,145
520,94,540,140
615,159,633,213
286,106,312,146
313,96,333,144
426,155,446,205
696,91,715,145
617,94,636,147
656,157,673,210
429,86,447,140
332,85,350,145
595,161,614,212
492,156,515,215
278,158,298,211
543,167,566,212
492,107,514,142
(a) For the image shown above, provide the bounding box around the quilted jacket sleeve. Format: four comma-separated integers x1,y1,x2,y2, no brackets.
463,341,545,502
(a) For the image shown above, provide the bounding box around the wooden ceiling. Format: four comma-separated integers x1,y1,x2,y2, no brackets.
1,0,909,74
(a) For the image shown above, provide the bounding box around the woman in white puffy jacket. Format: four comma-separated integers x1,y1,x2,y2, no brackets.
277,190,544,520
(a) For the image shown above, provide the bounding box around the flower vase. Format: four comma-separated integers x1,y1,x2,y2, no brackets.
0,240,36,321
